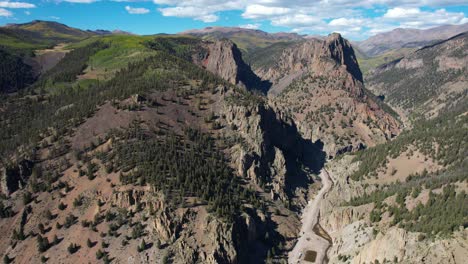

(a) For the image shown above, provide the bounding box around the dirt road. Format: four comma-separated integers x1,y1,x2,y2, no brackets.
288,169,333,264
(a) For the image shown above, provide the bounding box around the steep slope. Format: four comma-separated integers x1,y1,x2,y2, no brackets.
0,20,95,92
0,35,326,264
357,23,468,57
354,46,415,76
256,33,400,157
366,32,468,120
319,97,468,264
0,48,35,93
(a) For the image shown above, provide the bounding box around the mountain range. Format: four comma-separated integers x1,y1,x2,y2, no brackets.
0,20,467,264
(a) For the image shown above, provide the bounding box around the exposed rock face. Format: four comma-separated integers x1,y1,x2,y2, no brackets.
319,156,468,264
255,33,362,96
366,32,468,119
193,40,271,92
223,102,325,201
254,33,400,157
0,160,33,195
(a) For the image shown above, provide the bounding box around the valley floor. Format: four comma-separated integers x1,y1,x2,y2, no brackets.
289,169,333,264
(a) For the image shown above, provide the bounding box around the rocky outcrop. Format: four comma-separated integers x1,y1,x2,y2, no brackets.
0,160,33,195
319,156,468,264
193,40,271,92
252,33,401,157
256,33,362,96
223,102,325,201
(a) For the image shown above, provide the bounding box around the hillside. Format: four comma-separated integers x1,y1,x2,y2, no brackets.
0,20,95,93
354,46,415,76
0,20,93,53
366,32,468,120
0,32,329,264
356,23,468,57
319,96,468,264
252,33,400,157
0,20,466,264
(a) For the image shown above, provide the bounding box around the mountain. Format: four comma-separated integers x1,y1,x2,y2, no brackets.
0,21,466,264
317,32,468,264
87,29,134,35
1,20,93,52
0,25,327,264
320,101,468,263
366,32,468,120
254,33,400,156
0,20,95,92
180,26,303,54
357,23,468,57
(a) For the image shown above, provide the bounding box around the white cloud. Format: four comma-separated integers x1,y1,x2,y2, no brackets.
0,1,35,8
154,1,468,38
158,6,218,22
384,7,420,18
125,5,150,14
242,4,291,20
24,10,30,15
0,7,12,16
383,7,467,29
239,23,261,29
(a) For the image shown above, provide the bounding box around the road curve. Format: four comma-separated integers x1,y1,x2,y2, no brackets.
288,169,333,264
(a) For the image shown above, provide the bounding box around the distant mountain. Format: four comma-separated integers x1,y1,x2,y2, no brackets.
0,20,93,53
87,29,134,35
180,26,303,53
5,20,92,41
357,23,468,57
366,32,468,119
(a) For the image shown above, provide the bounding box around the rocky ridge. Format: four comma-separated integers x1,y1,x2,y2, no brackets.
366,32,468,119
254,33,400,157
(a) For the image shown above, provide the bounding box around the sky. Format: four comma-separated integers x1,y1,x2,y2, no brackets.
0,0,467,40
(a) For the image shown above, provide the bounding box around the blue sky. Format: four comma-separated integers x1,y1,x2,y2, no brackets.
0,1,467,40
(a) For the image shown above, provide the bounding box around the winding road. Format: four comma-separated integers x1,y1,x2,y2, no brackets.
288,169,333,264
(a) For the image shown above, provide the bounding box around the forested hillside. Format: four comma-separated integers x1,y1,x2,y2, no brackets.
0,49,35,93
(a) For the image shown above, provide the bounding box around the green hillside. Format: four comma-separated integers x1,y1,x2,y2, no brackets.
0,20,93,54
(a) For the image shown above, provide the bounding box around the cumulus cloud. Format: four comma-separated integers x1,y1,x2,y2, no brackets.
125,5,150,14
239,23,261,29
242,4,291,20
0,1,36,8
9,0,464,39
0,7,12,16
150,0,468,38
383,7,467,28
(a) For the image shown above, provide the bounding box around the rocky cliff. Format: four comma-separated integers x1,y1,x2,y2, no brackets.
254,33,400,157
319,156,468,264
0,159,33,195
192,40,271,92
222,101,325,202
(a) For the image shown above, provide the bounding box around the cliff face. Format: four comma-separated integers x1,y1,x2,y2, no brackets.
0,159,33,195
193,40,271,92
319,156,468,264
253,33,400,157
223,102,325,202
255,33,362,96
